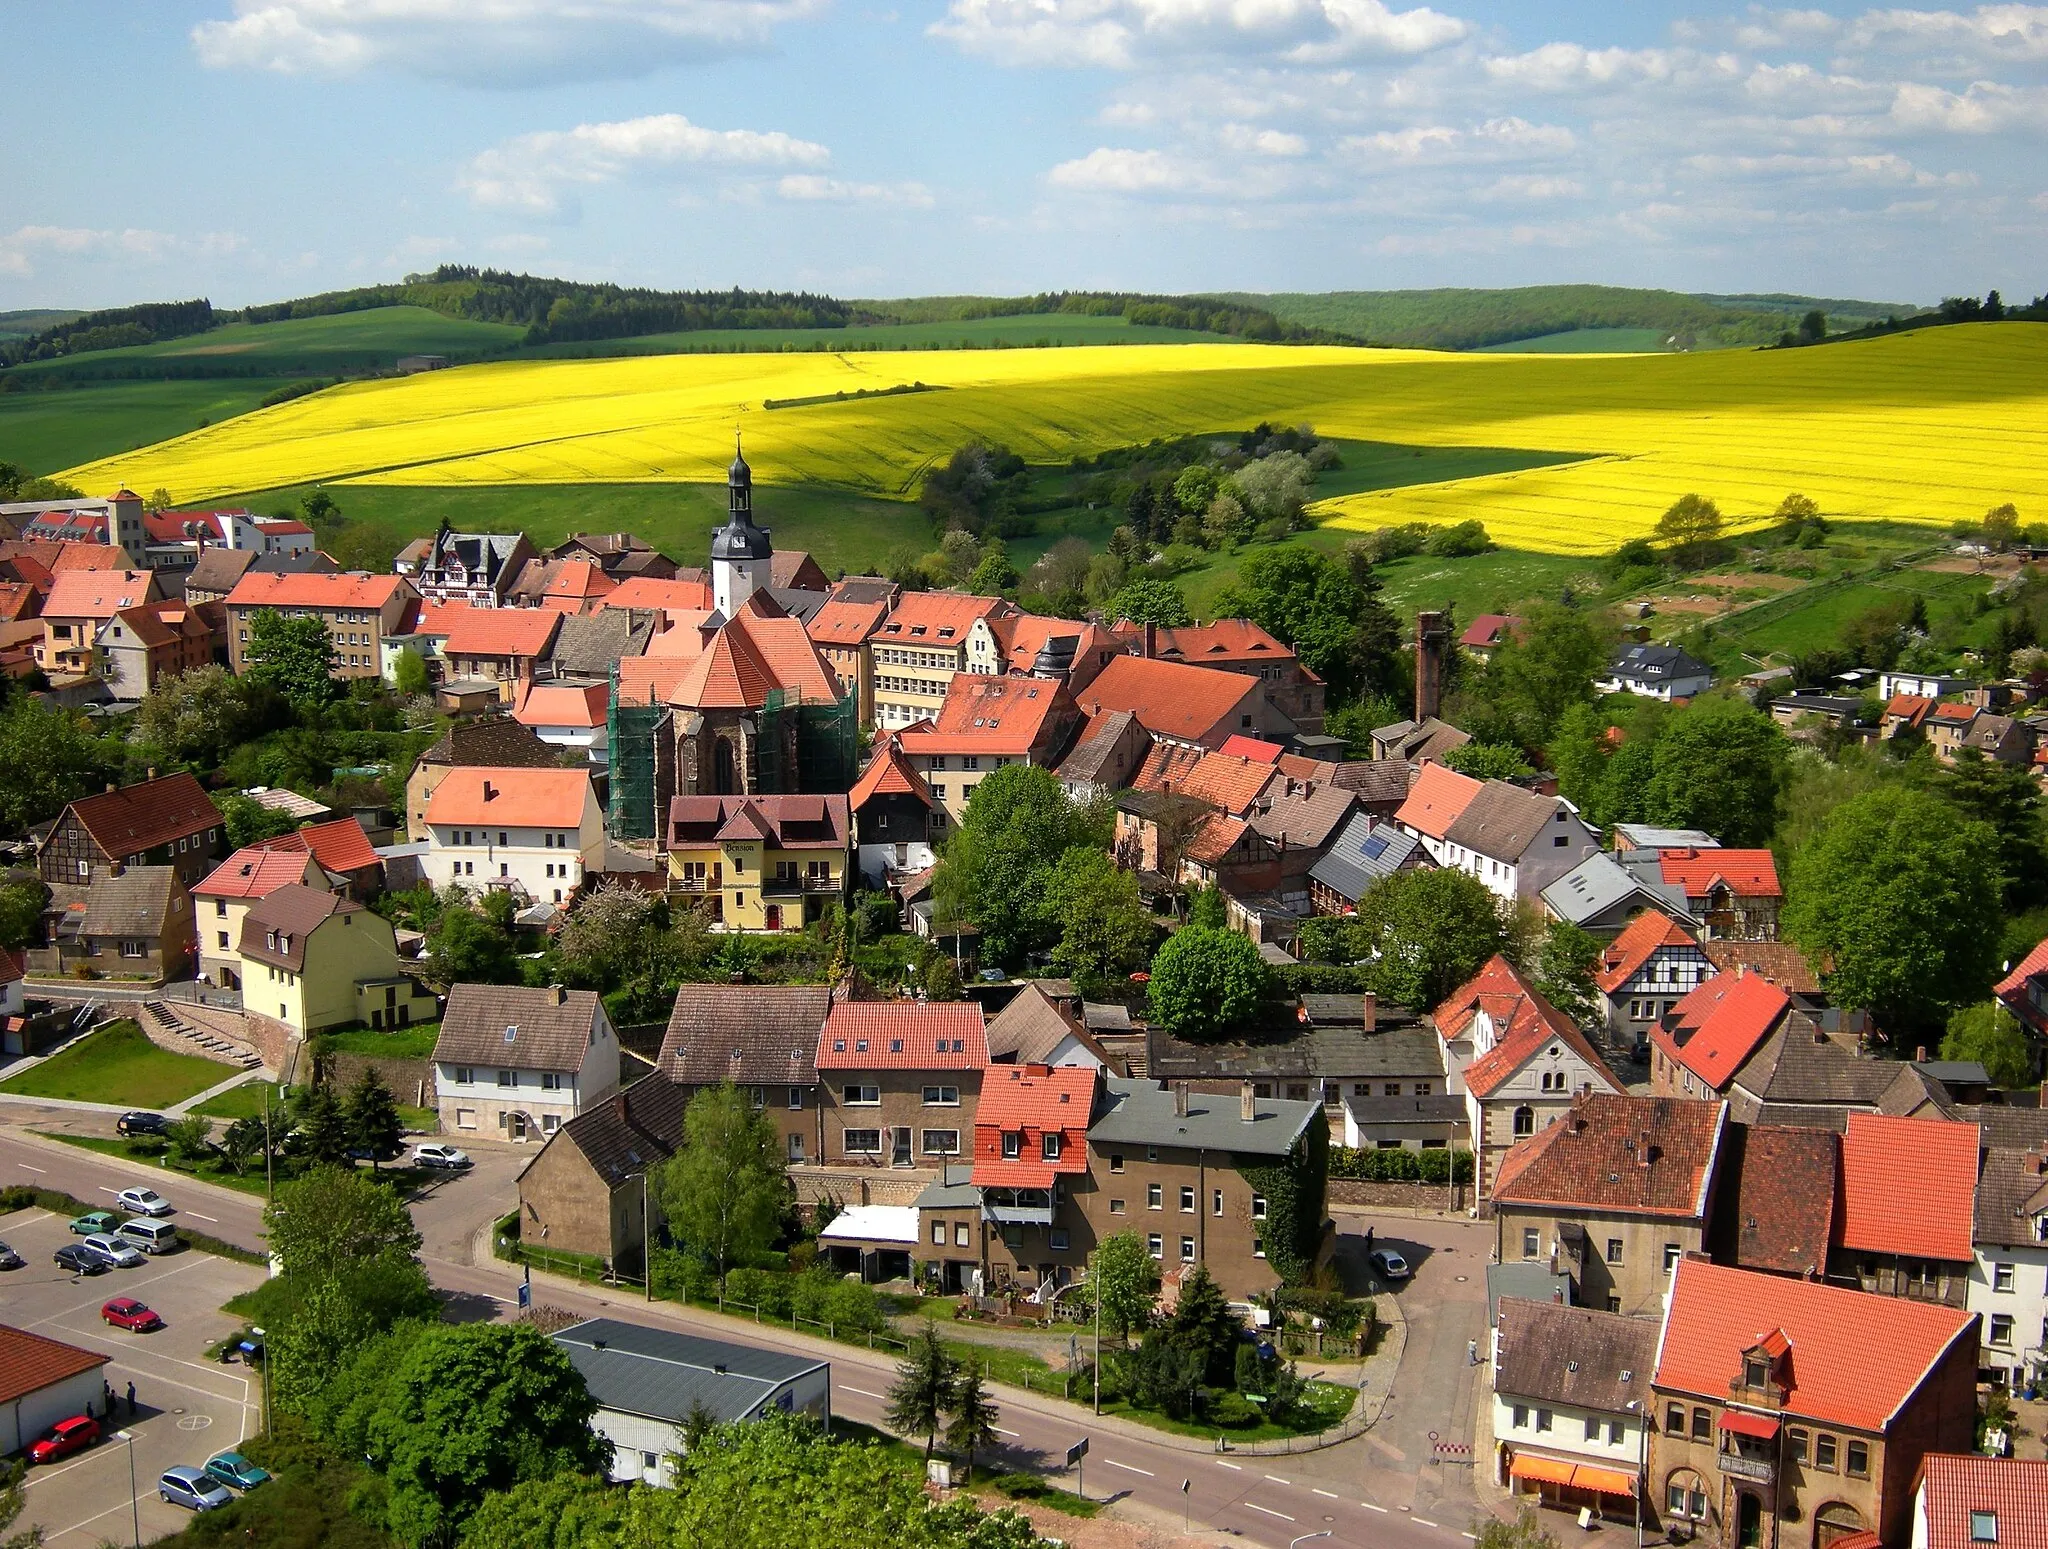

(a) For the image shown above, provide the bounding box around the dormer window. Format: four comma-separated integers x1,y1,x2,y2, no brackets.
1744,1357,1769,1389
1042,1133,1062,1161
1002,1132,1021,1159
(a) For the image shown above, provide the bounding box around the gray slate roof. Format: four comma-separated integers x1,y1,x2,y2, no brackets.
1342,1092,1466,1127
548,609,657,678
556,1078,687,1187
1310,811,1419,902
239,884,358,972
1493,1297,1658,1412
1487,1262,1572,1325
434,983,605,1072
915,1161,982,1210
1087,1075,1316,1157
1974,1147,2048,1250
1612,826,1718,850
1445,781,1563,864
552,1317,826,1425
659,984,828,1086
1608,642,1709,681
1541,852,1693,929
71,865,179,937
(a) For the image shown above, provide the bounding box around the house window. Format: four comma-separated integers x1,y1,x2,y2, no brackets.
1665,1402,1686,1434
1513,1106,1535,1137
1585,1416,1601,1442
1605,1238,1624,1265
217,932,229,949
1180,1236,1196,1262
1846,1441,1869,1478
1690,1408,1711,1442
497,1070,516,1088
1050,1229,1070,1251
1148,1184,1162,1209
1147,1234,1163,1259
1991,1314,2015,1346
540,1073,559,1090
1512,1404,1528,1429
1535,1409,1552,1433
922,1085,959,1105
453,1067,472,1084
1110,1199,1125,1214
922,1130,960,1155
1608,1420,1624,1445
1524,1228,1541,1259
843,1129,882,1155
1180,1186,1196,1213
456,1108,476,1129
1110,1153,1124,1173
843,1084,879,1106
1251,1194,1267,1220
1002,1132,1022,1159
1995,1262,2016,1292
1042,1132,1062,1160
1971,1513,1999,1544
1664,1243,1682,1274
1213,1189,1224,1217
1814,1433,1837,1471
932,1221,947,1246
1745,1357,1769,1388
955,1223,971,1247
215,899,228,917
121,940,145,958
1787,1428,1808,1462
789,1087,803,1111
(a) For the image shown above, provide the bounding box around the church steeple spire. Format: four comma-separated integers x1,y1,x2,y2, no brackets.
710,433,772,616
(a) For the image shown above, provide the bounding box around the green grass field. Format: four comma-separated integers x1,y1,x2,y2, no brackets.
1702,559,1988,668
1475,328,1675,354
317,1023,440,1060
0,378,299,474
524,311,1222,359
9,306,526,381
0,1019,231,1108
192,1080,286,1121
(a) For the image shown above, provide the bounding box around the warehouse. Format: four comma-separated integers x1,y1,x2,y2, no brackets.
0,1323,110,1455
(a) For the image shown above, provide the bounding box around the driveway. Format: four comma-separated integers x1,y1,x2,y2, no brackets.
2,1206,266,1548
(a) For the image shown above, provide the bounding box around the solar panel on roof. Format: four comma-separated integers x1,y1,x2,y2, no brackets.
1360,833,1390,860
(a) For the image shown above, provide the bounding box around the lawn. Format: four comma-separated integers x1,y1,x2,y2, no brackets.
0,378,298,474
66,324,2048,557
193,1080,287,1121
0,1019,232,1108
317,1023,441,1060
45,1129,431,1198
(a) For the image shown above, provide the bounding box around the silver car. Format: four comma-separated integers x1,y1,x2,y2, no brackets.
159,1466,233,1512
81,1234,144,1269
116,1187,172,1218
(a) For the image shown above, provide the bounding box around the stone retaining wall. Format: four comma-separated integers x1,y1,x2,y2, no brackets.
1330,1178,1470,1215
323,1051,438,1110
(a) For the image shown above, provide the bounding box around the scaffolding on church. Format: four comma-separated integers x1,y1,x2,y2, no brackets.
607,670,663,841
755,686,859,795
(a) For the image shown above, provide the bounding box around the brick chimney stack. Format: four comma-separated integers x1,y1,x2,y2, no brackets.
1415,611,1449,723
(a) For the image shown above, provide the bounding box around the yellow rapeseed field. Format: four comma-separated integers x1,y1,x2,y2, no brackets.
64,323,2048,555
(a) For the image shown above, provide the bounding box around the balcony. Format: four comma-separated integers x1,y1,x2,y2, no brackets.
762,873,843,896
987,1203,1056,1226
1717,1449,1776,1483
673,877,714,893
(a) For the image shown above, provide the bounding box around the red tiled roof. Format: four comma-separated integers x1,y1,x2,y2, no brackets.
1884,693,1933,723
1657,847,1782,899
876,590,1012,643
224,570,409,612
49,543,134,573
1394,761,1483,840
1996,935,2048,999
739,614,842,702
513,680,608,730
1184,813,1251,866
603,576,713,613
1074,654,1264,746
1490,1092,1724,1217
670,618,779,710
1116,617,1296,666
1459,613,1524,650
0,947,22,985
1218,734,1284,763
259,815,380,877
816,1001,988,1069
1933,701,1977,722
259,518,312,536
64,772,218,857
1177,752,1280,816
1914,1455,2048,1549
667,794,849,851
1655,1257,1976,1432
425,767,593,829
413,598,474,638
1436,955,1622,1099
972,1064,1096,1180
806,597,889,648
442,606,561,660
616,655,697,707
194,846,320,900
1654,971,1791,1089
43,568,155,621
1130,741,1206,794
534,559,615,610
1836,1111,1978,1262
849,738,935,810
898,673,1073,758
0,1323,110,1407
1594,909,1697,994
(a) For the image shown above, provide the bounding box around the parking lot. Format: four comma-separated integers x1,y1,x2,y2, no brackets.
2,1206,266,1547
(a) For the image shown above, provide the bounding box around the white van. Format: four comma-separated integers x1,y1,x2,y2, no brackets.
116,1217,181,1254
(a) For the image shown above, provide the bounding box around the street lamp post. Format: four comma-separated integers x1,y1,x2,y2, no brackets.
1092,1260,1101,1416
1289,1532,1334,1549
1626,1399,1647,1549
115,1428,140,1549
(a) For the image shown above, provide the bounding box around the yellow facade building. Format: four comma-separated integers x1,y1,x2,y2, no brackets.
666,794,851,932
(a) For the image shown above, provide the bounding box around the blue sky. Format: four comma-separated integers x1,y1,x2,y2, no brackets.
4,2,2045,309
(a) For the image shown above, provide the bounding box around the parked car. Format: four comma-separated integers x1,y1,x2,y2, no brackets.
116,1186,172,1217
410,1143,472,1171
0,1240,22,1270
53,1244,109,1276
158,1466,234,1512
81,1233,145,1269
116,1218,181,1255
67,1210,117,1235
204,1451,271,1492
102,1297,164,1332
117,1111,170,1137
29,1415,98,1464
1368,1248,1412,1281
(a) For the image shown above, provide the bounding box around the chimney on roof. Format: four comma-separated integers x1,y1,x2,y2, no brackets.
1639,1129,1653,1168
555,983,569,1005
614,1092,628,1122
1362,992,1376,1033
1240,1082,1256,1122
1173,1082,1190,1117
483,780,497,802
1143,621,1157,659
1414,611,1448,722
1915,1045,1927,1063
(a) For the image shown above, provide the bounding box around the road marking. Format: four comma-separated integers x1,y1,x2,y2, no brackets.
993,1426,1020,1437
1264,1474,1291,1484
1106,1459,1154,1476
1313,1488,1340,1499
185,1212,218,1223
1362,1502,1389,1513
1215,1460,1242,1471
17,1163,44,1173
843,1386,885,1399
1465,1534,1481,1540
1245,1503,1295,1522
1413,1517,1440,1528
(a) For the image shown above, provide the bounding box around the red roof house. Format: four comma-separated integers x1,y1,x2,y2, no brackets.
970,1063,1097,1189
1652,971,1794,1097
1834,1111,1978,1269
816,1002,989,1069
1073,654,1282,749
1912,1455,2048,1549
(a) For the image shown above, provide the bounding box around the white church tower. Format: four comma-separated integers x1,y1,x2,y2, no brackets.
710,434,772,617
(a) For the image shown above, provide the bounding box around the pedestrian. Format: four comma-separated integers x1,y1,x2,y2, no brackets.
1365,1226,1375,1252
103,1379,114,1413
127,1381,137,1416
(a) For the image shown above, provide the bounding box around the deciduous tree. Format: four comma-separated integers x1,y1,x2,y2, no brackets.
654,1082,786,1288
1042,847,1155,985
425,901,522,988
1655,492,1725,568
1640,697,1790,847
1147,926,1270,1039
934,766,1108,966
245,609,339,710
1940,1002,2035,1090
1088,1230,1159,1343
1106,577,1193,627
0,879,47,951
1355,867,1509,1011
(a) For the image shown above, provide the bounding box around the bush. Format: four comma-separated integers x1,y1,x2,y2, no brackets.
1423,519,1494,557
1329,1145,1474,1184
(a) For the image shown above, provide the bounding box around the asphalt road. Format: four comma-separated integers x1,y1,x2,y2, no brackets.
0,1125,1491,1549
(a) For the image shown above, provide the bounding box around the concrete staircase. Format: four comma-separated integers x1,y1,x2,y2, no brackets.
141,999,262,1070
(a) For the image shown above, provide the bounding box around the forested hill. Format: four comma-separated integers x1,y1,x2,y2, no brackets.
1208,284,1925,351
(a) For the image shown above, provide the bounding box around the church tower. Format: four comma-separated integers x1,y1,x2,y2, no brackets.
710,435,772,617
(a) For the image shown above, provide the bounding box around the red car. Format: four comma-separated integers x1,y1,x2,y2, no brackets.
102,1297,163,1332
29,1415,99,1464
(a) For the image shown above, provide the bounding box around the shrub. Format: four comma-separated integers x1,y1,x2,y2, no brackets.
1329,1145,1474,1184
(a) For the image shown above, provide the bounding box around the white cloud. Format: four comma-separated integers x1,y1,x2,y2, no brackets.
1478,173,1584,201
1046,147,1218,193
1220,123,1310,156
930,0,1465,69
460,113,831,215
1483,42,1684,90
776,175,935,206
1337,116,1574,166
1889,78,2048,129
192,0,817,84
0,225,243,279
1846,5,2048,62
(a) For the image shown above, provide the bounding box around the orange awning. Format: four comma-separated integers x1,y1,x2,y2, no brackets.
1510,1454,1578,1487
1570,1465,1639,1496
